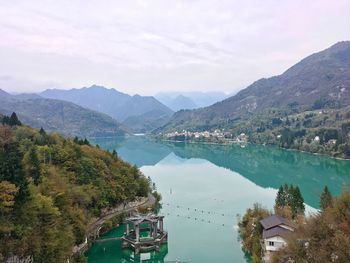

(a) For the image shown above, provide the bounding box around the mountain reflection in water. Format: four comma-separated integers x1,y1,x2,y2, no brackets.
92,136,350,208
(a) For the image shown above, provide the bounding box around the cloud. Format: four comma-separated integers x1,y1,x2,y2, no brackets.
0,0,350,94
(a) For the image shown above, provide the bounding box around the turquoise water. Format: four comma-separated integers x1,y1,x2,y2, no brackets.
87,136,350,263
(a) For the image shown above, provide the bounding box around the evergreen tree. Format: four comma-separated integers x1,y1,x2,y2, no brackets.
27,146,41,185
112,149,118,158
282,184,293,205
275,184,305,218
291,186,305,216
83,138,90,145
9,112,21,126
320,186,333,210
39,127,46,135
1,115,10,125
275,186,285,207
0,142,28,203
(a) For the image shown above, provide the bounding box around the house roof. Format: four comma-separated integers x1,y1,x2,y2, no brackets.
260,215,293,230
262,226,291,239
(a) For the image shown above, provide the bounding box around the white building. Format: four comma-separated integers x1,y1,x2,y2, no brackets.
260,215,294,262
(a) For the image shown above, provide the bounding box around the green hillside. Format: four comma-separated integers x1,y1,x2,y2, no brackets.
0,117,152,262
0,91,127,137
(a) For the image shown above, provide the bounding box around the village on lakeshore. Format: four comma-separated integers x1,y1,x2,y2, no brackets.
161,129,248,144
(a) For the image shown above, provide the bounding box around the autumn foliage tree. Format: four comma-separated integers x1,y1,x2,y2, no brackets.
238,203,271,263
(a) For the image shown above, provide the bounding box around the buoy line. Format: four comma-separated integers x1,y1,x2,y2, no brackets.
164,212,233,229
163,203,240,218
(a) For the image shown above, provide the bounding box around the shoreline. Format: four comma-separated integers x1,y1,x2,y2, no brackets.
160,138,350,161
73,193,156,255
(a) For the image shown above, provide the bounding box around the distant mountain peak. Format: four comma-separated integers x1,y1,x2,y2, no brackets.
0,89,10,97
87,84,108,90
40,86,173,133
329,40,350,49
155,91,227,111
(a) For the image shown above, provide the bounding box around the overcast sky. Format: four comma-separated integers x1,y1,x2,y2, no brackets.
1,0,350,95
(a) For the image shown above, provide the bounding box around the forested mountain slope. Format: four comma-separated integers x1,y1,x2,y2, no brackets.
0,89,127,137
161,41,350,132
0,118,152,262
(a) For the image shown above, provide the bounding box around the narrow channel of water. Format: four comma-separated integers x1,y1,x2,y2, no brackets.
87,136,350,263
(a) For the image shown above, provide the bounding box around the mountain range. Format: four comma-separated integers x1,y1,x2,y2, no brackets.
159,41,350,132
0,90,127,137
41,85,173,133
155,91,228,111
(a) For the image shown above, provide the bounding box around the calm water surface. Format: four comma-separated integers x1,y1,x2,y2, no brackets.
86,136,350,263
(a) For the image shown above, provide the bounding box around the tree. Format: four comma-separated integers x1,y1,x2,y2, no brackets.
238,203,270,260
1,116,10,125
273,192,350,263
291,186,305,216
39,127,46,135
9,112,21,126
27,146,41,185
83,138,90,145
21,192,74,263
275,186,285,207
0,141,28,203
0,181,18,214
320,186,332,210
274,184,305,218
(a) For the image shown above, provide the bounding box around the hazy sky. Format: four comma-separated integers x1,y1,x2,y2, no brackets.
1,0,350,95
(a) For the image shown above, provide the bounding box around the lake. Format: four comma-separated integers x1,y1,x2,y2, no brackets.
86,136,350,263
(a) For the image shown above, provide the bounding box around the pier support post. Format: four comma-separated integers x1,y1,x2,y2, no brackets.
160,218,163,232
135,224,140,242
153,222,157,238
